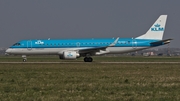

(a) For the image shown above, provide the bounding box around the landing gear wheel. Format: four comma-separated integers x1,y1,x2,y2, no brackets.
22,55,27,62
23,59,27,62
88,57,93,62
84,57,93,62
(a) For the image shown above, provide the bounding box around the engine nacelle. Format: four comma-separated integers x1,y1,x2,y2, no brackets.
59,51,80,59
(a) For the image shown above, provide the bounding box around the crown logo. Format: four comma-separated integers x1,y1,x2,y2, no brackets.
154,24,161,27
151,23,164,31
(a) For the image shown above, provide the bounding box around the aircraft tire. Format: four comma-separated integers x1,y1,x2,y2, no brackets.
84,57,93,62
88,57,93,62
23,59,27,62
84,57,88,62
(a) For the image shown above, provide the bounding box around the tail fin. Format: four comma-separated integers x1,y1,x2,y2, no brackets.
136,15,167,40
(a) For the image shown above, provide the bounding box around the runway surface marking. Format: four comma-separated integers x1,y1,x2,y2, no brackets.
1,62,180,64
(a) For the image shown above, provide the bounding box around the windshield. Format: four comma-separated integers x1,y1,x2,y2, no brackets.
13,43,21,46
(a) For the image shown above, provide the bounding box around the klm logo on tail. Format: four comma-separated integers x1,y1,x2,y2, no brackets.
151,24,164,31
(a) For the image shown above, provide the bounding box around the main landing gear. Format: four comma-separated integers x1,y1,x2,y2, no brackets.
22,55,27,62
84,57,93,62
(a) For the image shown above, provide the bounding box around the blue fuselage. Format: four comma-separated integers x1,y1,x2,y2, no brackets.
6,38,162,55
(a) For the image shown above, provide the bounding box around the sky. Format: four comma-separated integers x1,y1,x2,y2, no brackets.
0,0,179,48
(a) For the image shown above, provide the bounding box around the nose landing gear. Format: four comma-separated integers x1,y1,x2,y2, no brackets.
22,55,27,62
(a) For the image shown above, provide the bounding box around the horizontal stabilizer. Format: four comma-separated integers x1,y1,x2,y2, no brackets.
150,39,172,46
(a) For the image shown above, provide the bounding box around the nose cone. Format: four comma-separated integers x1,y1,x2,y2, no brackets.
5,48,11,55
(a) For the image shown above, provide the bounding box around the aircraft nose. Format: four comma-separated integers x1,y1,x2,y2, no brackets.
5,48,11,55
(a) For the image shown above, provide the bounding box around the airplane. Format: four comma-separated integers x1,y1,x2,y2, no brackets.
5,15,172,62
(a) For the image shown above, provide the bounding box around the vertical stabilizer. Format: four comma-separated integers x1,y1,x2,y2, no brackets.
136,15,167,40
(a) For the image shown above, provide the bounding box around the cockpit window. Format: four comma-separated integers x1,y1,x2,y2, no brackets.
13,43,21,46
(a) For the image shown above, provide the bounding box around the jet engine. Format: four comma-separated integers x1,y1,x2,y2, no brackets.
59,51,80,59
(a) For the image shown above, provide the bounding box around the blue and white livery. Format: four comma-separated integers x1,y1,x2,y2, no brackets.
6,15,172,62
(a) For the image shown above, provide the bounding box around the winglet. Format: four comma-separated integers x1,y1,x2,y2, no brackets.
109,37,119,47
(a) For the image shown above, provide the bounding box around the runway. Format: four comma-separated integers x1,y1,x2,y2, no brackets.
1,62,180,64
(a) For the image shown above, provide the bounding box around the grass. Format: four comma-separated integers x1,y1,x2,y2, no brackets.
0,62,180,101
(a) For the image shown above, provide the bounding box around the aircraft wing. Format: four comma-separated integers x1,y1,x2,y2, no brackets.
78,46,107,53
150,39,172,46
78,37,119,54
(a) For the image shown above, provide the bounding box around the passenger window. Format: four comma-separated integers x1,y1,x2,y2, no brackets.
128,41,130,44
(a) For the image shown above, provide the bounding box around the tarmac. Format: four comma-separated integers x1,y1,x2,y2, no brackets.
0,62,180,64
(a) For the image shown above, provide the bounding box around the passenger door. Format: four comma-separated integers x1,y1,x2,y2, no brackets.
132,39,137,49
27,40,32,50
